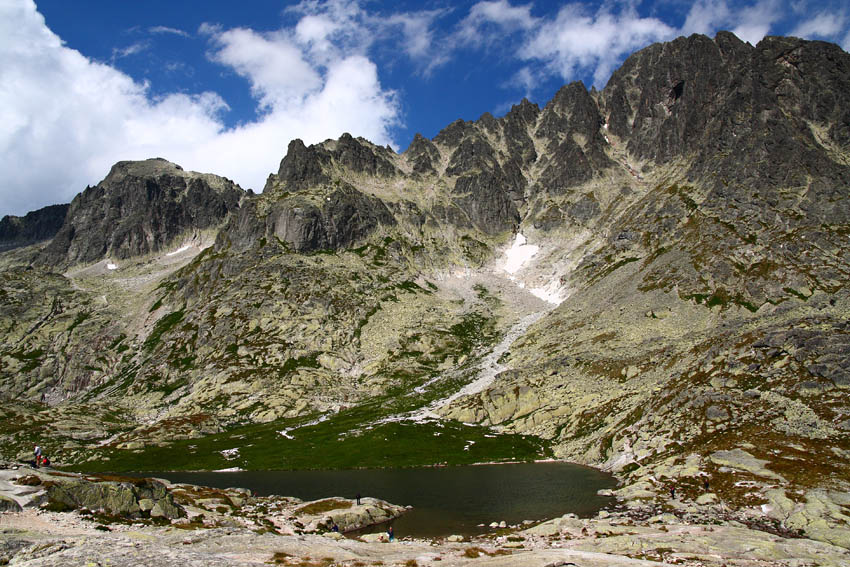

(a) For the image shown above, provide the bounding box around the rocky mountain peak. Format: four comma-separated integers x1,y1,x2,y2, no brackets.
267,135,399,195
37,159,244,267
102,157,184,184
2,36,850,555
0,203,69,252
403,133,441,175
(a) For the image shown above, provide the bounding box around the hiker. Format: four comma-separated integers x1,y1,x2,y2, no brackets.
356,492,361,506
703,478,710,491
33,445,42,468
387,525,394,542
331,523,339,533
41,455,50,467
669,486,676,499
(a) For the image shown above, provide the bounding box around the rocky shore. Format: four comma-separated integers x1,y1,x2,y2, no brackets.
1,465,849,566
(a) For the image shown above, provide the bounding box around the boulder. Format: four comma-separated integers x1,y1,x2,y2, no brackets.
44,476,184,519
47,479,141,516
150,497,184,519
0,494,22,513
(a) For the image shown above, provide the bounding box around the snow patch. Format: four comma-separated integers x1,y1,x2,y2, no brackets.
214,467,244,472
503,234,538,274
166,245,191,257
530,279,567,305
106,263,117,270
278,429,294,440
220,448,240,460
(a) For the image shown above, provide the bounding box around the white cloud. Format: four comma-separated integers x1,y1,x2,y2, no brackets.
519,3,675,87
681,0,732,36
0,0,400,217
792,11,847,40
204,27,322,110
149,25,191,38
731,0,783,44
457,0,536,47
111,40,150,60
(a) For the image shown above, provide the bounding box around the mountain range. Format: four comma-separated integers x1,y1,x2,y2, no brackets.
1,31,849,548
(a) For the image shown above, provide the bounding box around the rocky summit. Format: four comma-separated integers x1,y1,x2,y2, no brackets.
1,32,850,565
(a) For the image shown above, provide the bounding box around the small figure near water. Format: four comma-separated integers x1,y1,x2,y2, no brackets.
356,492,361,506
387,525,394,542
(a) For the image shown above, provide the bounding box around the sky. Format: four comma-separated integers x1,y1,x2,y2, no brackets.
1,0,849,217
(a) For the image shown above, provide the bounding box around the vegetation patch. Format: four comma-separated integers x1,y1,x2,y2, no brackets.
280,353,321,375
295,498,352,515
143,310,185,351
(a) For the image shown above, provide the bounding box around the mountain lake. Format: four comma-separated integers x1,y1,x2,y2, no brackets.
138,461,616,538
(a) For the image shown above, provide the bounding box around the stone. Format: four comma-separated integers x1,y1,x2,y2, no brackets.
446,534,464,542
696,493,718,505
360,532,389,543
709,449,786,481
150,497,185,519
705,405,729,421
0,493,22,513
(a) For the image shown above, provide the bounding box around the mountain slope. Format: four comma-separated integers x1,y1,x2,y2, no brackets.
0,31,849,548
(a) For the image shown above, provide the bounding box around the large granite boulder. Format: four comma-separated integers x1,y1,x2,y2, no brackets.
46,476,184,519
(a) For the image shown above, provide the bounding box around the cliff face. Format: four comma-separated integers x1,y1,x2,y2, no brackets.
1,32,849,545
38,158,244,267
0,204,68,252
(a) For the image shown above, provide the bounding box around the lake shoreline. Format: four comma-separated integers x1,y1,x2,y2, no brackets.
121,461,616,538
1,464,848,566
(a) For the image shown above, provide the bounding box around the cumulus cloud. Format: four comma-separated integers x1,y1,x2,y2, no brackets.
0,0,400,216
681,0,732,36
731,0,783,44
518,3,675,87
458,0,850,92
792,11,848,40
457,0,536,46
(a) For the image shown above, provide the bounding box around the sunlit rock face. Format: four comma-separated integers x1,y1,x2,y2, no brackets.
39,158,244,268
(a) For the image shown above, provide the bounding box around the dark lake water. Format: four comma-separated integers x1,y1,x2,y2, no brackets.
143,462,615,538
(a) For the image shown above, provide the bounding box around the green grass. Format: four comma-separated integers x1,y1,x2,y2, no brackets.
280,353,321,374
67,311,91,333
76,411,549,473
143,310,185,351
75,320,548,473
783,287,810,301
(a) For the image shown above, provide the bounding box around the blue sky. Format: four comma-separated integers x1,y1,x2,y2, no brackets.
2,0,849,217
